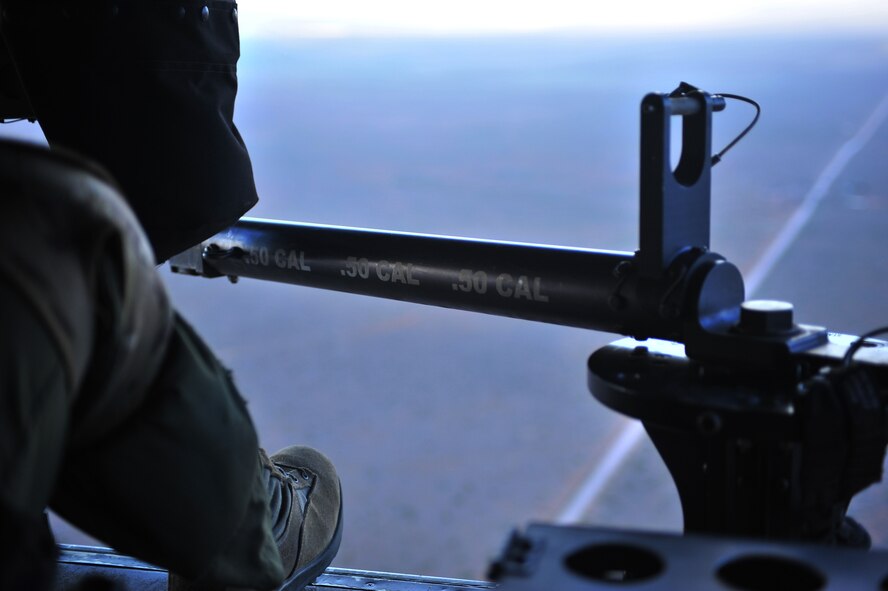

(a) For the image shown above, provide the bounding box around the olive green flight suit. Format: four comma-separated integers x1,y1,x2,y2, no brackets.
0,140,283,589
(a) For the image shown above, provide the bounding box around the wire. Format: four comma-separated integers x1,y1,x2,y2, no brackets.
711,93,761,166
842,325,888,367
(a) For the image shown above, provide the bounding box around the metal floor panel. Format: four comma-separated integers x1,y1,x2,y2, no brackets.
55,545,495,591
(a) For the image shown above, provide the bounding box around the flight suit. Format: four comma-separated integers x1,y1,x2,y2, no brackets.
0,140,285,588
0,0,291,585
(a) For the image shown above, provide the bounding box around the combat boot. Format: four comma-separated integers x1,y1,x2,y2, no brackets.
169,446,343,591
262,446,343,591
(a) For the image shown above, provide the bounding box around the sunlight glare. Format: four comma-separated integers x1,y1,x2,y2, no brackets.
239,0,888,38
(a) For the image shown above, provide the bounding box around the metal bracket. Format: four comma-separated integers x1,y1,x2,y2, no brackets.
638,83,724,279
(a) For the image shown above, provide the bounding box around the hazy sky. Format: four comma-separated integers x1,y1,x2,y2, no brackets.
239,0,888,38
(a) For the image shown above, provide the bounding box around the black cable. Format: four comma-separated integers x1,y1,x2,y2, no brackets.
842,326,888,367
711,93,761,166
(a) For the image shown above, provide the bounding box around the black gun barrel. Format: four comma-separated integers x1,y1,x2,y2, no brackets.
189,218,638,334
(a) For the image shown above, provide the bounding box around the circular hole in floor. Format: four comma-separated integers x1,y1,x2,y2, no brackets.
565,543,664,584
716,554,825,591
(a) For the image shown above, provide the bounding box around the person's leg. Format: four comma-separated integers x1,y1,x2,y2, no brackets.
0,272,292,589
51,314,287,589
0,138,342,590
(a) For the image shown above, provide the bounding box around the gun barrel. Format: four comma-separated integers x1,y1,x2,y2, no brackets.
179,218,640,334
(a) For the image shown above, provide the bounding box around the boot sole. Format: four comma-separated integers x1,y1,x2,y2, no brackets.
280,498,344,591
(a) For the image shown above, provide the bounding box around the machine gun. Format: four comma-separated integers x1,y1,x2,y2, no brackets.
60,83,888,590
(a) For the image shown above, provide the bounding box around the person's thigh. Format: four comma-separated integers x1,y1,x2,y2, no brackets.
51,315,283,587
